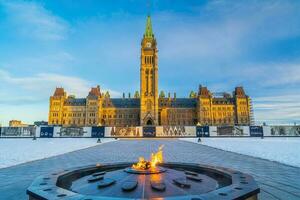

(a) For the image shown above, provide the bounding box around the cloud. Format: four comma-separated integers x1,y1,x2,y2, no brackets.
0,69,121,102
155,0,300,63
265,64,300,86
1,0,68,41
0,51,76,74
226,61,300,88
0,70,90,97
0,70,121,125
253,94,300,124
155,12,244,61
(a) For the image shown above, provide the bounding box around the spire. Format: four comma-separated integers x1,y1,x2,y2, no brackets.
144,15,154,38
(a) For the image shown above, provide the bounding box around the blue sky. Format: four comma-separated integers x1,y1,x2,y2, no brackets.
0,0,300,126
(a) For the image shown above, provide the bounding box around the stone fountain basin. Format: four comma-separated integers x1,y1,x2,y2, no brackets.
27,162,260,200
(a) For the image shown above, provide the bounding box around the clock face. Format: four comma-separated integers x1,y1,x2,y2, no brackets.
146,42,151,48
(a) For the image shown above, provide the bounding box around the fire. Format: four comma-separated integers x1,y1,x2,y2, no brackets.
132,145,164,170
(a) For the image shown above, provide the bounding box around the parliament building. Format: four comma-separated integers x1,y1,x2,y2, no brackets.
49,16,253,127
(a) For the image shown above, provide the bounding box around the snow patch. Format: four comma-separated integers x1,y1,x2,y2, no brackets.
181,138,300,168
0,138,115,169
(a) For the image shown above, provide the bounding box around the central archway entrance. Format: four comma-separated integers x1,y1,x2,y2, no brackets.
146,119,153,125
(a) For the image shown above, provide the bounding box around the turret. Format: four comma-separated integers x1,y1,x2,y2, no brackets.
49,87,67,126
87,86,102,126
197,85,212,126
234,87,251,125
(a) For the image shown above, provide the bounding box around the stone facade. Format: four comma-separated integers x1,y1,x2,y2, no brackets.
48,16,253,127
9,120,29,127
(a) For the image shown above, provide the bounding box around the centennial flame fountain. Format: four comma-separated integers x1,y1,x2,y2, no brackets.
125,145,166,174
27,145,260,200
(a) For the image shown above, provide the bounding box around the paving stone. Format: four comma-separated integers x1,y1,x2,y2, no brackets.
0,139,299,199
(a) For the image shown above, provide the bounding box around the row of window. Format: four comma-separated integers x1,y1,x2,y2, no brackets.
159,103,196,107
162,121,195,126
201,107,234,111
52,102,60,106
59,113,97,117
144,56,154,65
239,107,248,111
62,113,85,117
51,119,97,125
62,119,96,125
89,102,97,106
51,118,248,126
239,112,248,116
201,118,250,125
212,101,233,105
212,107,233,111
102,114,139,119
212,112,234,117
200,101,210,105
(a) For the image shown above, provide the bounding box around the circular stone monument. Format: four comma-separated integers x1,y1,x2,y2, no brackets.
27,162,260,200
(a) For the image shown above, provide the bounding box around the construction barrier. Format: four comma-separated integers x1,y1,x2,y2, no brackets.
1,125,300,138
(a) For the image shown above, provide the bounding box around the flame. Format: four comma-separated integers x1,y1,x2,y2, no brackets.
150,145,164,168
132,145,164,170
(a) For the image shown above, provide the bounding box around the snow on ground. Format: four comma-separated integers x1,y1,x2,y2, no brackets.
181,138,300,168
0,138,115,169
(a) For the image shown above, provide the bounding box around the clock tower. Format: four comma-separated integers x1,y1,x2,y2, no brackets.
140,15,159,126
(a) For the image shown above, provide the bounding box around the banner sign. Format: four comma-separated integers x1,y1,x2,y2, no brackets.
40,127,54,138
156,126,196,137
108,127,142,137
233,126,244,136
143,126,156,137
270,126,300,136
58,127,85,137
0,127,35,137
91,126,105,138
196,126,210,137
217,126,234,136
250,126,263,137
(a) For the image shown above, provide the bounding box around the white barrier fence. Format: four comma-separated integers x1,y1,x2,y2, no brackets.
0,125,299,138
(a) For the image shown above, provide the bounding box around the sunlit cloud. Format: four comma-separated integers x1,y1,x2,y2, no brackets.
0,70,120,101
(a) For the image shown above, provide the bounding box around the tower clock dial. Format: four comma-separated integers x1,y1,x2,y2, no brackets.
146,42,151,48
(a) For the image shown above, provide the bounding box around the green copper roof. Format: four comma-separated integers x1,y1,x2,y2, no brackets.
145,15,154,38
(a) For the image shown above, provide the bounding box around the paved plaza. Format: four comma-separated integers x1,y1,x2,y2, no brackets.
0,139,299,200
